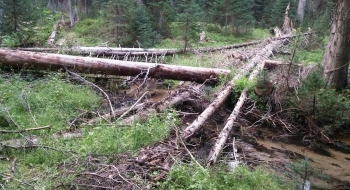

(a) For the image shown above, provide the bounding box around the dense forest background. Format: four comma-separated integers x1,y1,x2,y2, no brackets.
0,0,336,48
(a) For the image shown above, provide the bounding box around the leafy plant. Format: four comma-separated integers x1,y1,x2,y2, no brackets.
287,69,350,134
157,162,294,189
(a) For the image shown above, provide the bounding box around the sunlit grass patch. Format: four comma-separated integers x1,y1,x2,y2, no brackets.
0,72,101,139
157,162,295,190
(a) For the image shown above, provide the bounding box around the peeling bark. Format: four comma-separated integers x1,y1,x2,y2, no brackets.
323,0,350,90
182,41,280,139
0,49,229,83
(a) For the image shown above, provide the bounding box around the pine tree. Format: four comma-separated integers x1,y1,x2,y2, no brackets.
210,0,255,34
0,0,40,46
145,0,176,38
176,0,201,51
130,4,159,48
269,0,296,27
103,0,134,46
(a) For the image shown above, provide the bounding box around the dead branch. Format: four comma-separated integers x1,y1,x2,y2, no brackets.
182,40,280,139
116,91,148,121
0,125,51,133
85,103,146,125
66,70,115,117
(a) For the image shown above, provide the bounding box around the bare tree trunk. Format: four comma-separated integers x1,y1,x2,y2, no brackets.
47,0,56,12
47,23,59,45
0,9,2,24
73,6,79,23
281,3,293,36
0,49,230,83
68,0,74,27
323,0,350,90
297,0,306,24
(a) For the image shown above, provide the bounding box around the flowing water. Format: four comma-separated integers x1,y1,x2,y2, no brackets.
252,129,350,189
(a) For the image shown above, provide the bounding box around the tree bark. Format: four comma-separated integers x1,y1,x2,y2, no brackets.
47,23,59,45
182,41,280,139
17,47,180,56
206,59,267,166
297,0,306,24
67,0,74,27
0,49,230,83
323,0,350,90
206,90,247,166
281,3,293,36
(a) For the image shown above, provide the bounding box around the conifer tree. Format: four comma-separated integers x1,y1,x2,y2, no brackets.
130,4,159,48
145,0,175,38
0,0,40,46
176,0,201,51
210,0,255,34
104,0,133,46
269,0,296,27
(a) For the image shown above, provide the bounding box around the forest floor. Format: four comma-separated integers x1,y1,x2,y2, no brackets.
1,31,350,189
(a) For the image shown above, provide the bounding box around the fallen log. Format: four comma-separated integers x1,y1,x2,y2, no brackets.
47,23,59,45
206,90,247,166
0,49,230,83
17,47,180,56
182,40,282,139
206,60,267,166
122,83,202,125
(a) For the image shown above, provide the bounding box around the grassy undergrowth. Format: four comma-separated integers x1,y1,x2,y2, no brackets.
157,162,294,190
0,71,177,189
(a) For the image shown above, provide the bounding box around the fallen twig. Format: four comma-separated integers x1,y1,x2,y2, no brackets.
117,91,148,121
66,70,115,118
0,125,51,133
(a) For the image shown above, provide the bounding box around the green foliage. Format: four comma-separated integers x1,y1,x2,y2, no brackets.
0,34,20,47
0,72,100,140
287,69,350,134
295,49,324,65
301,0,335,35
269,0,297,27
176,0,202,50
234,76,255,92
210,0,255,34
0,0,42,46
75,111,177,155
158,162,293,189
130,5,160,48
72,18,106,45
146,0,176,37
287,158,331,188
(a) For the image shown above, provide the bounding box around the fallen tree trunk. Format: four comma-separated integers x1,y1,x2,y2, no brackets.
182,40,282,139
17,47,180,56
206,61,267,166
0,49,230,83
206,89,247,166
122,83,202,125
47,23,59,45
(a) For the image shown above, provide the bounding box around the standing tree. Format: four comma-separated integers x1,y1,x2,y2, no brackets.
323,0,350,90
176,0,201,51
269,0,296,27
130,4,158,48
0,0,40,46
103,0,133,46
210,0,255,34
296,0,306,25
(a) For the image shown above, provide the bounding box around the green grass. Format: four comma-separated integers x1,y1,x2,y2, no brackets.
157,162,295,190
0,72,100,140
295,48,324,65
0,71,178,189
156,24,270,49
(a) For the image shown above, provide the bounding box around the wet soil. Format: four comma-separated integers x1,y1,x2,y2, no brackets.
233,127,350,189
